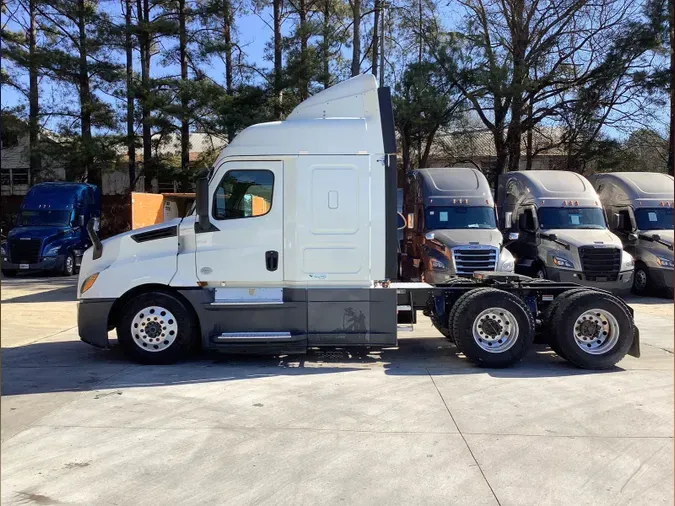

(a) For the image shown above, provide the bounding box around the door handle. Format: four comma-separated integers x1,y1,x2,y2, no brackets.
265,250,279,271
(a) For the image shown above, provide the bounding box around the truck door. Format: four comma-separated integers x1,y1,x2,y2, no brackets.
195,160,283,284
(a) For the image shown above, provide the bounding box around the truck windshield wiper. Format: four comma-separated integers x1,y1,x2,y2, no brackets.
538,232,570,250
639,233,674,250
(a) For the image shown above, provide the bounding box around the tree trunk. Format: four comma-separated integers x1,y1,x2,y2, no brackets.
379,2,385,87
321,0,330,88
669,0,674,175
350,0,361,77
77,0,98,187
124,0,136,190
298,0,309,100
28,0,40,177
372,0,379,79
505,0,527,173
138,0,153,187
179,0,189,175
273,0,283,118
525,100,533,170
417,0,422,63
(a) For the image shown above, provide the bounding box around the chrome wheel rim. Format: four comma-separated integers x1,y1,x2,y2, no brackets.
536,269,545,279
472,308,519,353
130,306,178,352
573,309,619,355
634,269,647,292
65,256,74,275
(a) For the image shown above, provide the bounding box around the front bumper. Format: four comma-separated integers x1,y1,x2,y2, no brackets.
547,267,633,295
1,255,65,273
648,267,674,291
78,299,116,348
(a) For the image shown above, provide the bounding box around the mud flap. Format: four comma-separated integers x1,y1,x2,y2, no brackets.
628,326,640,358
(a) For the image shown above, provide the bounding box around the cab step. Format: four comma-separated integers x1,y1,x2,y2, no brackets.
210,331,307,355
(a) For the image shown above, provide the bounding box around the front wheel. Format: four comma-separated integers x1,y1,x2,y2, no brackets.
549,290,634,369
62,253,75,276
632,264,649,295
117,291,198,364
450,288,535,368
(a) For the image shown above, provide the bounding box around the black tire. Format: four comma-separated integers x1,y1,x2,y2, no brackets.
450,288,535,368
549,290,634,369
2,269,17,278
534,263,547,280
117,291,198,364
62,253,75,276
431,319,452,339
541,288,595,359
632,263,650,295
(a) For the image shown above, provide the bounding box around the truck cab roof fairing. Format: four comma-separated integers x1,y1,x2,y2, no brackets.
214,74,385,162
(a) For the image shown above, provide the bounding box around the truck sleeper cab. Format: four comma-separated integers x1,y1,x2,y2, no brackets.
496,171,634,294
77,76,640,370
401,167,514,283
590,172,674,296
1,182,100,277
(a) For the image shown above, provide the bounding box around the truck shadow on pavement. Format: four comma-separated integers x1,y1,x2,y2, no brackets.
1,285,77,304
1,336,623,397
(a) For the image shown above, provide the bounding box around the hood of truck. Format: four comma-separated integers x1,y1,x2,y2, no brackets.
8,226,70,243
636,230,674,258
541,229,623,249
429,229,503,249
78,219,182,299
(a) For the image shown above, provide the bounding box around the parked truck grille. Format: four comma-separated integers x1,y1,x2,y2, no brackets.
9,238,42,264
452,246,498,276
579,247,621,281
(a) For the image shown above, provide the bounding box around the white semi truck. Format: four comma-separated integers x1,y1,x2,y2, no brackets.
78,75,640,369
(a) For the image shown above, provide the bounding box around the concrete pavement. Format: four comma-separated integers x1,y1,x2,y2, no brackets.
1,276,673,505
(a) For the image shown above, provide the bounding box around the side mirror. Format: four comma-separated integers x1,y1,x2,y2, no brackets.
397,212,406,230
79,214,85,227
628,233,638,244
425,232,435,241
196,177,210,231
504,212,513,230
615,213,625,230
407,212,415,230
507,232,519,241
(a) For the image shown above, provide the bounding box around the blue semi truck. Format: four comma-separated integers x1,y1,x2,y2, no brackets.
1,182,101,277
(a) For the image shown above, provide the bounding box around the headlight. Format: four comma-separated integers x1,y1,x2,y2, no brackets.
552,256,575,269
80,273,99,294
43,244,61,256
656,256,674,269
621,251,634,270
497,249,515,272
431,258,447,270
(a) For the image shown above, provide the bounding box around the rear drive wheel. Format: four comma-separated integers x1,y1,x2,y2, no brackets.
549,290,633,369
541,288,594,359
117,291,197,364
450,288,534,368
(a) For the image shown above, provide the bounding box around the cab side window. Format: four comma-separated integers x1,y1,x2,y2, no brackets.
213,170,274,220
519,207,535,232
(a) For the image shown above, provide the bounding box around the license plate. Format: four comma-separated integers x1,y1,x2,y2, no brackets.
19,264,29,269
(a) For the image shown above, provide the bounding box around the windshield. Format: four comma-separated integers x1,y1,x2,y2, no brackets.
635,208,674,231
537,207,606,230
425,206,496,230
18,210,72,227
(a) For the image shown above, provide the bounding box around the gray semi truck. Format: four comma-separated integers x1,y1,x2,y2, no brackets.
496,170,635,294
590,172,674,296
400,167,515,283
